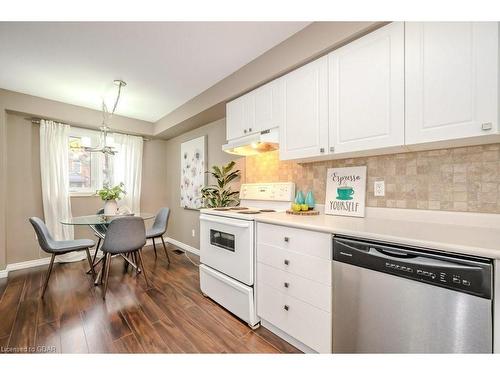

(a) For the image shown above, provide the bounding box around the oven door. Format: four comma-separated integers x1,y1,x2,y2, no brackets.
200,214,254,285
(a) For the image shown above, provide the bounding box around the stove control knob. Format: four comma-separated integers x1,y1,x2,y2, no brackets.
284,282,289,288
284,305,289,311
284,259,290,266
284,237,290,243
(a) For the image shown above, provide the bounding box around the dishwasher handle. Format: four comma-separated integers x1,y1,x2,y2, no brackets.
368,246,482,271
335,238,483,271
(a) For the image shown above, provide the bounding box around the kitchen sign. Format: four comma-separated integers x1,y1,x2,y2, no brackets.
325,166,367,217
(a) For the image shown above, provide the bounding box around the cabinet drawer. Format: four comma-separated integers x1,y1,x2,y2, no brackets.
257,282,332,353
257,223,331,259
257,243,332,285
258,262,332,312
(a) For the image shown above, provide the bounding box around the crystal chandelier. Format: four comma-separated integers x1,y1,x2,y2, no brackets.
84,79,126,156
84,79,126,186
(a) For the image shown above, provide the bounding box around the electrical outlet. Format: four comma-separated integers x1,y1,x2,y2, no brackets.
374,180,385,197
192,229,196,237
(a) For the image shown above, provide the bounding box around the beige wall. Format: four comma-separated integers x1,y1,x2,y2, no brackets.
164,118,243,249
0,93,165,268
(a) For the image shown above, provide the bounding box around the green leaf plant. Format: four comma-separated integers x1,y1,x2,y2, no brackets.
96,182,126,201
201,161,240,208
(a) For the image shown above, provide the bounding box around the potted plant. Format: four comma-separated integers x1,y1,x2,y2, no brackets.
96,182,126,215
201,161,240,208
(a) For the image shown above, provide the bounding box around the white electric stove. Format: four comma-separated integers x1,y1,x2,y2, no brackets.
199,182,295,328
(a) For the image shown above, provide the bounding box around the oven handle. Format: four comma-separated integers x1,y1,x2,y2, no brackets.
200,214,252,228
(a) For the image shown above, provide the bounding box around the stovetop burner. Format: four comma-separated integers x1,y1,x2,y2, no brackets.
259,209,276,212
238,210,261,214
230,207,248,210
213,208,231,211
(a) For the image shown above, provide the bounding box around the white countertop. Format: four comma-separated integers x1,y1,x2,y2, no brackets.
255,209,500,259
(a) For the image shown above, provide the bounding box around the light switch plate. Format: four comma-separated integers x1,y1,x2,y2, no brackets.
374,180,385,197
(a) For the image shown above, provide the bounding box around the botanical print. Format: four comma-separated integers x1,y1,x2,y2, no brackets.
180,136,206,209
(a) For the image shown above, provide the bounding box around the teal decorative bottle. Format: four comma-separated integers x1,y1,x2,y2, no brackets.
305,191,315,209
294,191,305,205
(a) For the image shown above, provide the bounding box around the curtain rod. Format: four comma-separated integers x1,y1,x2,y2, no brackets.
26,117,150,141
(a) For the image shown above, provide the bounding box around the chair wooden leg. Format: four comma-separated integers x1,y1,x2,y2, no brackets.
96,251,107,285
160,236,171,264
137,249,149,287
132,252,140,274
102,252,112,300
87,237,101,275
85,248,96,280
41,254,56,299
152,237,158,258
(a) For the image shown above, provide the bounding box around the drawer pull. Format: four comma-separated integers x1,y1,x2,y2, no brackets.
284,236,289,242
284,259,290,266
284,282,289,288
284,305,289,311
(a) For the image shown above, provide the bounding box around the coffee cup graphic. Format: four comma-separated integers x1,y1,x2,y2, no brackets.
337,186,354,200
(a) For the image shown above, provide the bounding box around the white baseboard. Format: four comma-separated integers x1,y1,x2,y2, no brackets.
164,236,200,256
0,237,199,279
0,252,88,279
0,256,57,279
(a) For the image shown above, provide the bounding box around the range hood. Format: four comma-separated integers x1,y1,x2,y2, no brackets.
222,128,279,156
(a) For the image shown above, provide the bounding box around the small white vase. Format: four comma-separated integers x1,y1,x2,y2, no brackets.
104,199,118,215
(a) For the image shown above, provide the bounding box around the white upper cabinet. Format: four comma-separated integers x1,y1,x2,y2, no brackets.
405,22,499,145
328,22,405,154
279,56,329,160
226,93,255,141
254,80,283,134
226,80,283,141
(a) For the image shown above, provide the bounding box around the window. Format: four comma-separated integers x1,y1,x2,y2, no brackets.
69,136,92,191
68,127,114,194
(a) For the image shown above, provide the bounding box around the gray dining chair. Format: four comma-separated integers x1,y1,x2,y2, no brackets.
29,217,96,298
146,207,171,263
100,216,147,299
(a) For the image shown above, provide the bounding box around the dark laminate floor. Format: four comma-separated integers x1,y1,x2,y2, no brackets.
0,244,301,354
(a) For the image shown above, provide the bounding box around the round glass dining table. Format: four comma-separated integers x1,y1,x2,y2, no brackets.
60,212,155,225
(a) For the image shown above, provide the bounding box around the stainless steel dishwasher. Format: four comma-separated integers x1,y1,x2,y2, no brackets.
332,236,493,353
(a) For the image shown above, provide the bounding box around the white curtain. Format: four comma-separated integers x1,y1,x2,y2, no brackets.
113,133,143,214
39,120,82,262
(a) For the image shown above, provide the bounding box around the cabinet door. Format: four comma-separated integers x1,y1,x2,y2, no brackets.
226,94,255,141
253,80,283,134
279,56,329,160
328,22,405,154
405,22,499,145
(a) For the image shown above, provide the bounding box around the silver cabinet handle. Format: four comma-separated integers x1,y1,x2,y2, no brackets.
244,129,248,134
249,127,252,132
284,259,290,266
482,123,493,131
284,237,289,243
284,305,289,311
330,146,335,152
320,147,325,153
284,282,289,288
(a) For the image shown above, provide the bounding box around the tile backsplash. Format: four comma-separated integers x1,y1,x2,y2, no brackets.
241,144,500,213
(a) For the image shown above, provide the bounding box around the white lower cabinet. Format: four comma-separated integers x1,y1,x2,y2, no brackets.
256,223,332,353
257,282,331,353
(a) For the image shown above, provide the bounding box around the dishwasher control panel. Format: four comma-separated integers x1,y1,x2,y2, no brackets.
334,237,492,299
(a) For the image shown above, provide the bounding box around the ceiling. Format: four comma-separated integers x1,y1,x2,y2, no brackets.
0,22,310,123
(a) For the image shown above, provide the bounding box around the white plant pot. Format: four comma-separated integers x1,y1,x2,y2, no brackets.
104,199,118,215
